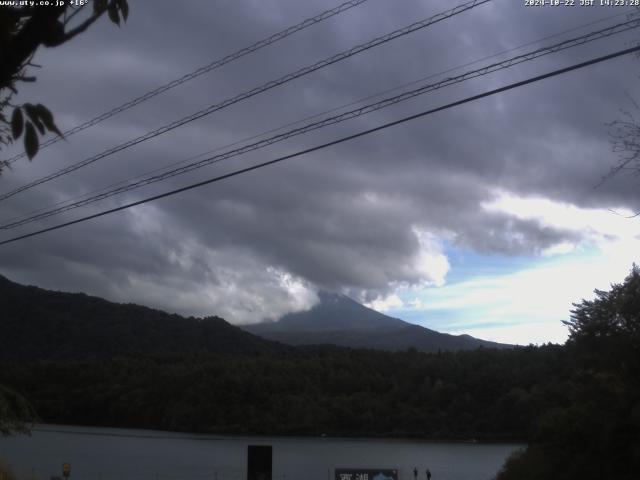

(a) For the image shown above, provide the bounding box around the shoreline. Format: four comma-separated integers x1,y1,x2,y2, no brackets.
29,423,526,445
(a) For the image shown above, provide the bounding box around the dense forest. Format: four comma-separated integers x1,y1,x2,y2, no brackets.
1,268,639,479
0,345,568,440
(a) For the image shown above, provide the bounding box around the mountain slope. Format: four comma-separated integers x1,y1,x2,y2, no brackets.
244,291,510,352
0,274,284,360
250,291,407,332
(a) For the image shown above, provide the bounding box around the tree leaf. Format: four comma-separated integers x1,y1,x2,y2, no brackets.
24,103,45,135
108,1,120,25
11,107,24,139
24,122,39,160
93,0,108,14
35,104,64,138
116,0,129,21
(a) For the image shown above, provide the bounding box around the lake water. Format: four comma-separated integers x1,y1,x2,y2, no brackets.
0,425,522,480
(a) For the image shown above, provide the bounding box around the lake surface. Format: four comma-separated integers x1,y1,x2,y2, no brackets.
1,425,522,480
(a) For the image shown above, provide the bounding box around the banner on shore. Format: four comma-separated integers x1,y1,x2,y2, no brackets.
335,469,398,480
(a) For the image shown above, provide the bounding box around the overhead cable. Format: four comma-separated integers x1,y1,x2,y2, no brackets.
2,0,373,164
0,0,490,202
1,44,638,246
6,6,631,227
3,17,638,230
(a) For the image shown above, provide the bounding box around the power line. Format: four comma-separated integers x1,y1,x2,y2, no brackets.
5,8,632,228
2,17,638,230
2,0,372,165
1,44,637,247
0,0,490,203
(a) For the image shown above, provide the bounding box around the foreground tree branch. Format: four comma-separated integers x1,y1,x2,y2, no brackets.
0,0,129,170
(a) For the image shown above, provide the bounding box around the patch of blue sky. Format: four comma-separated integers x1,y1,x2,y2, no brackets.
442,242,535,284
381,241,613,343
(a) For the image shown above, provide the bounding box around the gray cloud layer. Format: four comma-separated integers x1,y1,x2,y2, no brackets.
1,0,639,322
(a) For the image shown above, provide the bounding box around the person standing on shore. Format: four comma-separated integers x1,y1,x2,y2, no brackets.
426,469,432,480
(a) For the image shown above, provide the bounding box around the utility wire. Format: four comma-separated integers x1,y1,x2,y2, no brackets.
2,0,372,165
0,0,490,203
2,18,639,230
1,44,638,247
5,7,632,227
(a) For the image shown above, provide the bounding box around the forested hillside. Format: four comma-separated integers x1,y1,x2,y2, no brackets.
1,274,505,357
0,275,284,359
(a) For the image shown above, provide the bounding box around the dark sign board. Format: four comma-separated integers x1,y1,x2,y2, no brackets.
247,445,272,480
335,469,398,480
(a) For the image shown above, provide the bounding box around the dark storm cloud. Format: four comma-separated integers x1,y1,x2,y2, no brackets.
1,0,639,321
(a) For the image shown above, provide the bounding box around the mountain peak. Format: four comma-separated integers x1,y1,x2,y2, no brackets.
244,291,511,353
248,290,408,333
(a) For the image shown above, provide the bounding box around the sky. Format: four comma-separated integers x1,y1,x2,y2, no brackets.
1,0,640,345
